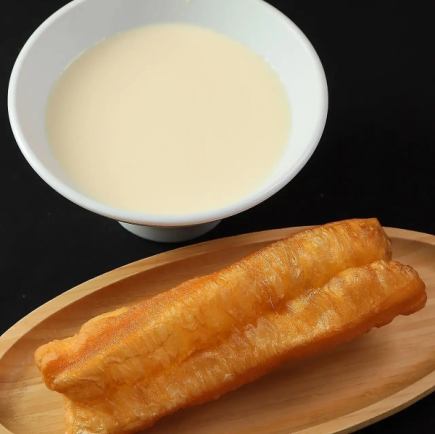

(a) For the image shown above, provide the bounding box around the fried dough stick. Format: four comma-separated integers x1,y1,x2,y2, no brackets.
64,260,426,433
36,219,391,402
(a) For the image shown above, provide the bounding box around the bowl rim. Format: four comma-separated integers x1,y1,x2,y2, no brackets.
8,0,328,227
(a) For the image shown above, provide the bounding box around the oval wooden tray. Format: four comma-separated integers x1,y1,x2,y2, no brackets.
0,227,434,434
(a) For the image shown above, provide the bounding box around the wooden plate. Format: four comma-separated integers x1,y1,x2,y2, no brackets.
0,226,434,434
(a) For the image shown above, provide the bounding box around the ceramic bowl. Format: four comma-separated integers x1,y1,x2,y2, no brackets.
8,0,328,242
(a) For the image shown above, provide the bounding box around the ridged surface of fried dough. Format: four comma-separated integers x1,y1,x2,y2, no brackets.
35,219,391,402
64,260,426,434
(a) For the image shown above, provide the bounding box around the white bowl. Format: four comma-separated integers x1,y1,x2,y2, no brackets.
8,0,328,242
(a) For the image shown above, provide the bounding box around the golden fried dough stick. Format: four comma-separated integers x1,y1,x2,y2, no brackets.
64,260,426,434
35,219,390,401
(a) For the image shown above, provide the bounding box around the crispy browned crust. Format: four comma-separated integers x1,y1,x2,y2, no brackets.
35,219,390,395
64,260,425,434
33,218,426,434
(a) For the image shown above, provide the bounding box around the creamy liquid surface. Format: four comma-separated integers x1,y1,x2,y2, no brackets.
47,24,290,214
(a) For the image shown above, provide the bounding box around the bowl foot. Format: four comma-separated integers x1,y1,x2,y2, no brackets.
118,220,221,243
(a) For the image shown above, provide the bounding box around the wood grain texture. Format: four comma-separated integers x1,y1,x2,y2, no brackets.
0,226,433,434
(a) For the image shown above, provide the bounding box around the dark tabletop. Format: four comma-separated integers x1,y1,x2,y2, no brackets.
1,1,434,433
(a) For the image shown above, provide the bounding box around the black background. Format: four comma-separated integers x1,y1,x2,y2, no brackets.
1,1,434,432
